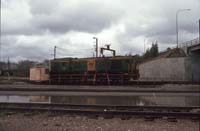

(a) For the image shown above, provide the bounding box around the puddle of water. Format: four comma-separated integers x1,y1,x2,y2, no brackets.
29,96,50,103
0,96,29,103
140,96,199,107
0,96,50,103
50,96,200,107
0,95,199,107
50,96,152,106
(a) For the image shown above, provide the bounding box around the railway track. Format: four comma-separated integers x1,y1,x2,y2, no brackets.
45,80,200,85
0,87,199,93
0,103,199,119
1,77,200,86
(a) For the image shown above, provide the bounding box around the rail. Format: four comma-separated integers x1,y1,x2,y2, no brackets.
0,87,199,93
0,103,199,118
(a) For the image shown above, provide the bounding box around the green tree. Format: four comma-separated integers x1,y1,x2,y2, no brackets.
16,60,37,77
144,41,159,58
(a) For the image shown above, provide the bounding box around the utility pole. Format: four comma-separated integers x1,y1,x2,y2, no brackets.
93,37,98,58
54,46,57,59
0,0,2,72
7,57,10,73
144,39,146,54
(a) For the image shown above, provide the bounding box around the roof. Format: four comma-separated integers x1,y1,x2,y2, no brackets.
50,55,137,62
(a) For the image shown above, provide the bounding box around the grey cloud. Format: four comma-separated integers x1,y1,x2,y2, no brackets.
31,2,123,34
1,0,200,61
121,0,200,46
1,0,43,36
29,0,59,15
1,34,92,61
1,43,49,62
1,34,53,61
1,35,17,47
125,17,199,46
1,23,43,36
2,0,123,36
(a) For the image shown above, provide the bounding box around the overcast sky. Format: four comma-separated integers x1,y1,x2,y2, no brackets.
1,0,200,62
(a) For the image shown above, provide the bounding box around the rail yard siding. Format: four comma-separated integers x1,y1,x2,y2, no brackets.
139,57,192,81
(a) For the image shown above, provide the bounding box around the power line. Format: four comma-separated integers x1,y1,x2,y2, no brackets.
57,46,93,51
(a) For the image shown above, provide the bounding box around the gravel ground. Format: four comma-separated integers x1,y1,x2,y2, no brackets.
0,113,199,131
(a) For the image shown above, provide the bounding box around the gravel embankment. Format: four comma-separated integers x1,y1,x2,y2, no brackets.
0,113,199,131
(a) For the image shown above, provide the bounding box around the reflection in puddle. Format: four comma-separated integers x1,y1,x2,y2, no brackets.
0,95,199,107
0,96,50,103
50,96,153,106
50,96,200,106
0,96,29,103
30,96,50,103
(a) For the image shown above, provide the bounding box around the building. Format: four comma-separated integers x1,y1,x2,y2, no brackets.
29,66,49,82
139,48,195,81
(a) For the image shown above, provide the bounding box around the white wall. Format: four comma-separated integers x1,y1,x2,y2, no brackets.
139,57,192,81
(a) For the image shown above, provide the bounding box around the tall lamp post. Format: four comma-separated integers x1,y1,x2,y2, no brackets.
176,9,191,48
93,37,98,58
199,19,200,42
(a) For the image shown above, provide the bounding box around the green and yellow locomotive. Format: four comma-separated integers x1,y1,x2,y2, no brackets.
49,56,139,85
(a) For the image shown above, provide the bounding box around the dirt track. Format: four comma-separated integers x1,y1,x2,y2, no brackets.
0,113,199,131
